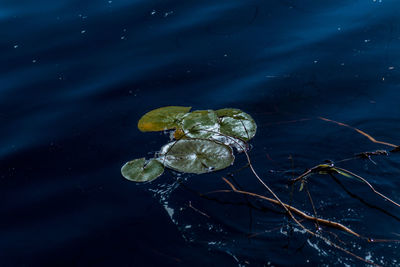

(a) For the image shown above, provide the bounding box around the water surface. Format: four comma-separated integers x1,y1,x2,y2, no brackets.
1,0,400,266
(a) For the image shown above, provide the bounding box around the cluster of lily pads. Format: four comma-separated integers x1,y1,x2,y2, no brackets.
121,106,257,182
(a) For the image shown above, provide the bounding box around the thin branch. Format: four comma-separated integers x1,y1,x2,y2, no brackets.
220,177,380,266
221,177,361,238
318,117,397,148
329,173,400,222
305,184,319,230
292,164,400,210
188,201,210,218
335,167,400,209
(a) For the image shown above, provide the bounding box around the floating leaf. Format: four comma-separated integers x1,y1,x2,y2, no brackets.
121,158,164,182
159,139,234,174
137,106,191,132
216,108,256,141
182,110,220,138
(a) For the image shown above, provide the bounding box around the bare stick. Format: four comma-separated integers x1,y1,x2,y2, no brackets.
173,123,384,265
188,201,210,218
334,167,400,209
292,165,400,210
221,177,361,238
220,178,380,266
305,184,319,230
318,117,397,148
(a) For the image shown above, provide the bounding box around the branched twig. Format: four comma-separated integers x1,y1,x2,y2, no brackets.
221,177,361,238
189,128,317,237
329,173,400,222
165,118,399,266
219,177,381,266
292,164,400,209
334,167,400,209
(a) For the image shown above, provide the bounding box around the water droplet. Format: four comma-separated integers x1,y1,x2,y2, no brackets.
164,11,173,17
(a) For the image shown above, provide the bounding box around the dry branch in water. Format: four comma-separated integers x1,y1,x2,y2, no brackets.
291,164,400,209
215,177,381,266
194,123,397,266
318,117,398,148
221,177,361,238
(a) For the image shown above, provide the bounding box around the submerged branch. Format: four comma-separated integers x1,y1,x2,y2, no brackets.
219,177,381,266
221,177,361,238
334,167,400,209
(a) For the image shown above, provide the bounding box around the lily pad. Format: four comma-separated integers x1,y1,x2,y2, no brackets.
159,139,234,174
181,110,220,138
121,158,164,182
216,108,256,141
137,106,191,132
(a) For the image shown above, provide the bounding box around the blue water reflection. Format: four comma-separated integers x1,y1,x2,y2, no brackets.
1,0,400,266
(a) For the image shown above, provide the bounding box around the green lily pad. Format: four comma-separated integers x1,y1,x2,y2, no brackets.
216,108,256,141
159,139,234,174
137,106,191,132
121,158,164,182
181,110,220,138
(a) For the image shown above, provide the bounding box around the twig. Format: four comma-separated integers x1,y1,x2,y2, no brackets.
329,173,400,222
188,201,210,219
292,164,400,209
334,167,400,209
220,177,381,266
305,184,319,230
221,177,361,238
318,117,397,148
189,124,383,265
168,121,389,266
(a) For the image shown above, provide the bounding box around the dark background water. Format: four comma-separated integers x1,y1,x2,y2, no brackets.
1,0,400,266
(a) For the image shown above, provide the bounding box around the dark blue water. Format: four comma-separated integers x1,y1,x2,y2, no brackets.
1,0,400,266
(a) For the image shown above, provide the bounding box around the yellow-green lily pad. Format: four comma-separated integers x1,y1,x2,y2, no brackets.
181,110,220,138
121,158,164,182
216,108,256,141
137,106,191,132
159,139,234,174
